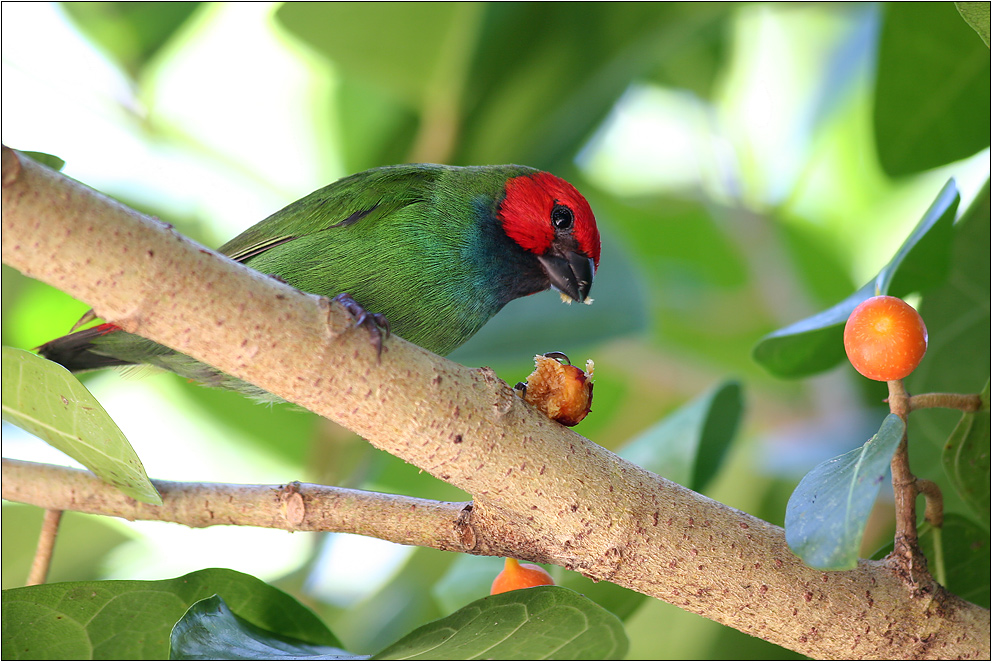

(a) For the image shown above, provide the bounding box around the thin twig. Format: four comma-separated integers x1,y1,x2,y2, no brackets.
26,509,63,586
908,392,985,412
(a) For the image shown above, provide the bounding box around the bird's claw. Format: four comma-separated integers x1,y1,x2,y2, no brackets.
333,293,390,359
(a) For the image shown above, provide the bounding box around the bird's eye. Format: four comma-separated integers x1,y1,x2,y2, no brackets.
551,204,574,230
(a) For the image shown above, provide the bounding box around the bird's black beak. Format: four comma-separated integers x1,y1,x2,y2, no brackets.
537,250,595,303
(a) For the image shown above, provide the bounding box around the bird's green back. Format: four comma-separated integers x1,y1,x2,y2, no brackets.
219,164,538,355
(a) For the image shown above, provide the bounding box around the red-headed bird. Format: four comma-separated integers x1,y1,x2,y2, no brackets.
37,164,600,400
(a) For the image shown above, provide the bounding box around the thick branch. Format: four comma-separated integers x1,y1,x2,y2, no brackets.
2,147,989,659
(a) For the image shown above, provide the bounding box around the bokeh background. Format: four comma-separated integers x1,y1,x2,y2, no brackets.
2,2,989,659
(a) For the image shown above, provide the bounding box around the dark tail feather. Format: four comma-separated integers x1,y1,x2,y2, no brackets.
36,324,134,372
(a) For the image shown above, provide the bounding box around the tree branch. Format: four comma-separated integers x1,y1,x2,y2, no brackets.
2,147,989,659
2,459,473,550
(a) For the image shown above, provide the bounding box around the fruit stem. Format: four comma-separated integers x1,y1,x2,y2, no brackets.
907,392,984,412
885,379,932,588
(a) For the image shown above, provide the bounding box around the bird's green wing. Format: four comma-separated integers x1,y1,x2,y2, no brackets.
219,165,444,263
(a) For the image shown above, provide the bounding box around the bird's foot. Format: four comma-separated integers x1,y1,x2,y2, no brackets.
333,293,391,359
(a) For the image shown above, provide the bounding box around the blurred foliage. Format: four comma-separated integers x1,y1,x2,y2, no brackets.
61,2,201,79
2,1,990,660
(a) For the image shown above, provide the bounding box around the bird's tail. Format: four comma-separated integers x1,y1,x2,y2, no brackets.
36,323,134,372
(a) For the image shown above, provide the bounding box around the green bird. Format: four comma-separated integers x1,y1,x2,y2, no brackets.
37,164,601,400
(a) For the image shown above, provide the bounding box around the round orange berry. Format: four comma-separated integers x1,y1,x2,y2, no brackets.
843,295,928,381
490,558,555,595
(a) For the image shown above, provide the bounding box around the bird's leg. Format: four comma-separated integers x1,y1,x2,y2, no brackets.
332,293,391,359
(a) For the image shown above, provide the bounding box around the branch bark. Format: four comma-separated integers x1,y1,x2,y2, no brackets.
2,147,989,659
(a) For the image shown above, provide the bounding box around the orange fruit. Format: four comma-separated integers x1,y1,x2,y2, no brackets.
844,296,927,381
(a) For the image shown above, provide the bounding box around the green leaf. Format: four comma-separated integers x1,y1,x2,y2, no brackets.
170,596,359,660
874,2,991,176
374,585,628,660
753,180,959,378
618,380,742,492
943,381,991,527
956,2,991,47
872,513,990,608
20,151,65,171
1,347,161,505
786,414,906,570
1,568,341,660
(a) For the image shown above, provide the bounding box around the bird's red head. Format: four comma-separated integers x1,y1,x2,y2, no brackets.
498,172,601,270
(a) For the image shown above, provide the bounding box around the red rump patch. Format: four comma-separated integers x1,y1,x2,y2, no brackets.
498,172,601,269
94,322,121,335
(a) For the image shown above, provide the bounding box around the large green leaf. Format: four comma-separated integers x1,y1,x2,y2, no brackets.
874,2,991,176
785,414,905,570
170,596,358,660
1,568,341,660
943,381,991,527
753,179,958,378
619,380,742,492
375,585,628,660
1,347,161,505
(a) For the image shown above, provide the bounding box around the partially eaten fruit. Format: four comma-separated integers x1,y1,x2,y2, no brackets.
516,352,594,426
